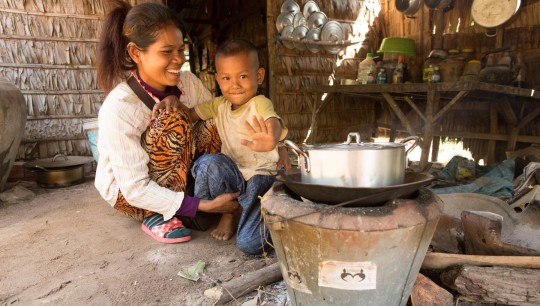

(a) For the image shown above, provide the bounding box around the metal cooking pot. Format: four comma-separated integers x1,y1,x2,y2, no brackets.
395,0,424,17
424,0,452,10
24,154,93,188
285,133,419,188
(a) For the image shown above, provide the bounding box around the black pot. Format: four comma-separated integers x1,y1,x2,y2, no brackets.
24,154,93,188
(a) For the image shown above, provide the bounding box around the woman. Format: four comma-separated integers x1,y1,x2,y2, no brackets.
95,0,240,244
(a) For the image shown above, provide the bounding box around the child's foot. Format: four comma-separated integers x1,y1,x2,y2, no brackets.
211,213,236,241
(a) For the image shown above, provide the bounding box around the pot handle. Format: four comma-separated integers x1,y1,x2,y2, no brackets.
284,140,311,173
343,132,362,145
52,154,69,162
400,136,420,155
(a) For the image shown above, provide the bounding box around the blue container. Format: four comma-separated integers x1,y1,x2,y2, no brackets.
82,119,99,163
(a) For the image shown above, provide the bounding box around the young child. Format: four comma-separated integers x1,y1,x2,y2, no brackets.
189,39,287,254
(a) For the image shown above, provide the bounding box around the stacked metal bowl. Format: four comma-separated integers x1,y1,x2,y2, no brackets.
277,0,347,54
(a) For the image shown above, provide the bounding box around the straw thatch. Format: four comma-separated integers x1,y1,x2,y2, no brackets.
0,0,157,160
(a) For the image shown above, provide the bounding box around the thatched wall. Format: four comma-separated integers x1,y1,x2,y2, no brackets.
266,0,540,163
0,0,157,160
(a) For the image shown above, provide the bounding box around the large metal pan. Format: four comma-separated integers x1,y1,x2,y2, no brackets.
276,171,434,207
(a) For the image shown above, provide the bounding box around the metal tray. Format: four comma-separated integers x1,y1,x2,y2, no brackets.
276,171,434,207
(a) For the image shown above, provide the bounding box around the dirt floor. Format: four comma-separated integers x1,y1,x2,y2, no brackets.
0,176,288,306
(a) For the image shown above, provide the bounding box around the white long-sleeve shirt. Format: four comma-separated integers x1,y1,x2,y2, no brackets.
94,71,212,220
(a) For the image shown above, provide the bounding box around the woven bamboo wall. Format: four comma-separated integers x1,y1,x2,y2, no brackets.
0,0,157,160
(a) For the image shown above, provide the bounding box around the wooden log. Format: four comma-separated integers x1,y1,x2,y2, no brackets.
440,265,540,306
410,273,453,306
203,262,282,305
422,252,540,270
461,211,540,256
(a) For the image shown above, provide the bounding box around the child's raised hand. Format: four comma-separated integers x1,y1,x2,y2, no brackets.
240,115,278,152
151,95,188,119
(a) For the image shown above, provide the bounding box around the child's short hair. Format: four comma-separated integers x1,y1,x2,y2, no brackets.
216,39,259,65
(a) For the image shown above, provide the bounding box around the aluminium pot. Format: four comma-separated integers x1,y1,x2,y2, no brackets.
24,154,93,188
285,133,419,188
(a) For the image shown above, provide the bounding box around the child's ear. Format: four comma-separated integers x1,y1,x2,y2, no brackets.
257,67,265,84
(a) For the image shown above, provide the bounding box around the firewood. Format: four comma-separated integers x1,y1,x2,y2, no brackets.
441,265,540,305
204,262,282,305
461,210,539,256
422,252,540,270
410,273,453,306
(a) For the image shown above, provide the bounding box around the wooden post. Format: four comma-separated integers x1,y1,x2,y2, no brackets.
487,106,497,164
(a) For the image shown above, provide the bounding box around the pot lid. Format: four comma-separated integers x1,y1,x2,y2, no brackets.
303,0,320,19
306,11,327,29
304,142,404,151
293,12,307,28
471,0,520,28
281,0,300,14
276,12,294,33
305,28,321,53
292,26,308,50
24,154,94,169
280,25,295,49
321,21,344,54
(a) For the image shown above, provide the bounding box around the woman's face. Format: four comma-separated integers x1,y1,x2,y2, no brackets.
132,23,186,91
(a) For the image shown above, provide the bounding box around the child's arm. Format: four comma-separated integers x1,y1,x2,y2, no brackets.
240,115,282,152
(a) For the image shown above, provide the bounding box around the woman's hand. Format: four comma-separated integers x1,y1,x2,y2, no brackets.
198,192,241,214
240,116,280,152
151,95,188,119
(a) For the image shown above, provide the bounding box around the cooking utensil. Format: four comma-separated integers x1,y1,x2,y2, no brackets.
285,133,419,188
306,11,327,29
424,0,452,10
303,0,319,19
320,20,344,54
292,12,306,28
395,0,424,17
291,25,308,50
24,154,93,188
280,25,295,49
471,0,521,29
277,171,434,206
276,12,294,33
305,28,321,53
281,0,300,14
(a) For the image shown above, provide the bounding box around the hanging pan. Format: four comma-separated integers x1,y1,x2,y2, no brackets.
471,0,521,36
395,0,424,17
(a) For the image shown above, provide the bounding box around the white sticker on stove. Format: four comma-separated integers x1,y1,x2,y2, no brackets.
318,261,377,290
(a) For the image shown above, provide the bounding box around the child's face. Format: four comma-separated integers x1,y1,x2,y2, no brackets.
215,52,264,110
131,23,186,91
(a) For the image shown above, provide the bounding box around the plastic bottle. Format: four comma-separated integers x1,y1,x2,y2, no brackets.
392,55,404,84
357,53,377,85
376,68,387,84
428,66,440,83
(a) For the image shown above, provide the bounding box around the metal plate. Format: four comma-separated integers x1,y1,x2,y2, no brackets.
303,0,320,19
277,171,434,207
306,11,327,29
291,26,308,50
280,25,295,49
281,0,300,14
305,28,321,53
320,20,344,54
471,0,520,28
276,12,294,33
